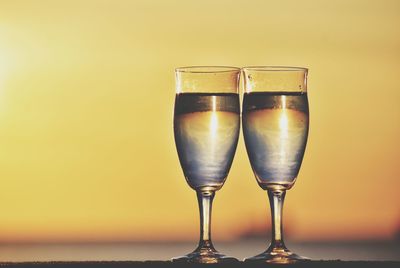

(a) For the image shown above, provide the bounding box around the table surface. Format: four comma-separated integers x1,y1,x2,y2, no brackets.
1,241,399,262
0,261,399,267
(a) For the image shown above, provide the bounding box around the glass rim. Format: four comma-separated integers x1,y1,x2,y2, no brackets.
175,66,241,74
242,66,308,72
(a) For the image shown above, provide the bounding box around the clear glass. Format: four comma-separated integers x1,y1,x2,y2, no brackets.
242,66,310,263
172,66,240,263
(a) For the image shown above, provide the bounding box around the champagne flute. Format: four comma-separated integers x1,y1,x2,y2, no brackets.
172,66,240,263
242,66,310,263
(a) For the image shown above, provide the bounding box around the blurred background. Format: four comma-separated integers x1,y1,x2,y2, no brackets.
0,0,399,261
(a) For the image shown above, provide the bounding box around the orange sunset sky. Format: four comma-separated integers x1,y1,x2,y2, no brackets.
0,0,399,243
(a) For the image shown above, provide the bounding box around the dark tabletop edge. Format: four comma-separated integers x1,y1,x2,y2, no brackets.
0,261,399,267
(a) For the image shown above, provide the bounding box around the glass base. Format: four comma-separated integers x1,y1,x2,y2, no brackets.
172,246,239,264
244,246,310,264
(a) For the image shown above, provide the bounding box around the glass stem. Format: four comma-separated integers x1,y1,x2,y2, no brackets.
196,190,215,250
268,189,287,250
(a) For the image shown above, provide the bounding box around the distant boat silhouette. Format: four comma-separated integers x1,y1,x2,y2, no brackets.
395,223,400,243
236,217,293,241
237,220,271,240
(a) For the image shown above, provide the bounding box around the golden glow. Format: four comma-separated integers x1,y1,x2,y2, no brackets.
281,96,286,110
279,113,288,131
279,111,289,135
0,0,399,243
212,95,217,112
279,96,289,133
209,96,218,161
210,112,218,138
279,96,289,165
210,96,218,139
